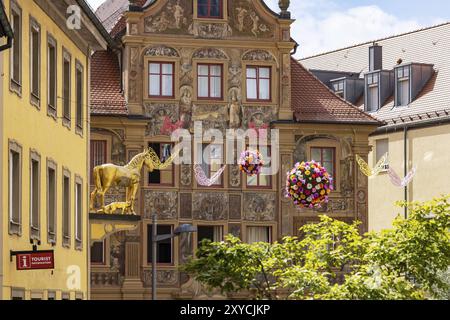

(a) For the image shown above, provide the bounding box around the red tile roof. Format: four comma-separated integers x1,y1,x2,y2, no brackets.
90,50,127,116
291,58,381,124
110,0,148,39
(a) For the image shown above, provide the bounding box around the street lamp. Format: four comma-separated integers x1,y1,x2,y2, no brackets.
151,214,197,300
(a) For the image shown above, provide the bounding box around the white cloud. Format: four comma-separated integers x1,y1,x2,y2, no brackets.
87,0,107,11
88,0,423,58
264,0,422,58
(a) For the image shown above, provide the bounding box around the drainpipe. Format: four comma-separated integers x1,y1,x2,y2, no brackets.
0,36,12,52
404,125,408,219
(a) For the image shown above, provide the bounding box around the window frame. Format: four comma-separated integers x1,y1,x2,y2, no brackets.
10,0,22,95
148,142,175,187
8,140,22,236
62,48,72,127
246,225,273,244
90,239,106,265
395,65,411,107
30,149,41,241
375,138,390,171
90,140,107,184
75,60,84,132
246,65,272,102
197,0,223,19
245,145,272,189
196,225,224,246
29,16,41,107
62,168,71,248
146,224,174,266
148,61,175,99
331,78,345,98
47,33,57,119
310,146,336,189
197,143,224,188
365,71,380,112
46,159,57,245
197,63,223,101
75,175,83,250
11,288,25,300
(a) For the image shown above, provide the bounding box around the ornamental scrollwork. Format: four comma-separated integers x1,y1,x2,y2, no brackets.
144,45,179,57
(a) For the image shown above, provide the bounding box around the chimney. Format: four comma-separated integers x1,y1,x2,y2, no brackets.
369,44,382,72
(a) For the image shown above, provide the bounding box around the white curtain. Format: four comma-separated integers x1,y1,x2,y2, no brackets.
213,226,223,242
247,226,270,243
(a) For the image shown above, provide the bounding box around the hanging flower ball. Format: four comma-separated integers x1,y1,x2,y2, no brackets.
239,150,264,176
285,160,334,209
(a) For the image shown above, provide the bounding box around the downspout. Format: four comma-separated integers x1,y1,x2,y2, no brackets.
404,125,408,218
0,36,12,52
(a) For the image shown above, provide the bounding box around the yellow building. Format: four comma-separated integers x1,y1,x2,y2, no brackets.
0,0,111,300
301,23,450,231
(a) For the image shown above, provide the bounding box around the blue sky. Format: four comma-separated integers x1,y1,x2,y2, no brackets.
87,0,449,58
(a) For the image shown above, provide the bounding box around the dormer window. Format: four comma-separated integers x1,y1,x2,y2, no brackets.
365,72,379,112
332,79,345,98
395,65,410,106
394,63,434,107
198,0,222,19
364,70,394,112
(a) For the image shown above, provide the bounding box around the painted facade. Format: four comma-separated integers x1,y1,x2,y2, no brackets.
0,0,109,300
89,0,380,299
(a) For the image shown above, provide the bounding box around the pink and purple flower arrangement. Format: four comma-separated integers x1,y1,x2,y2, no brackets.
239,150,264,176
285,160,334,209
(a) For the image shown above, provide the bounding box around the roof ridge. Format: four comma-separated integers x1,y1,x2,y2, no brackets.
291,58,382,124
300,21,450,61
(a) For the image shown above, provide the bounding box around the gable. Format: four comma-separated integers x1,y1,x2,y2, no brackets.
134,0,279,40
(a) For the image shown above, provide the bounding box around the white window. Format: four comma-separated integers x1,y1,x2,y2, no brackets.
30,152,40,240
198,64,222,99
197,144,223,186
246,146,271,188
246,66,271,101
247,226,272,244
376,139,389,170
9,142,22,235
62,171,71,247
47,162,57,244
396,66,410,106
63,50,71,122
10,1,22,88
30,18,40,102
332,79,345,98
75,62,84,129
366,72,379,112
75,180,82,248
148,62,174,97
47,35,57,112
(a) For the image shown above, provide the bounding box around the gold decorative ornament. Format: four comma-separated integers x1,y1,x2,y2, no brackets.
97,201,132,215
147,146,177,170
355,153,388,177
90,148,178,214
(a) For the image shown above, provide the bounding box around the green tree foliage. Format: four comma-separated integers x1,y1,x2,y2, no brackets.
183,197,450,300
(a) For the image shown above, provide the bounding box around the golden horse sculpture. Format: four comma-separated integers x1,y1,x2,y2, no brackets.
90,148,177,214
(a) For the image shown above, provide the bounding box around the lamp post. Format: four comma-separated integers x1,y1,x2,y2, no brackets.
151,214,196,300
